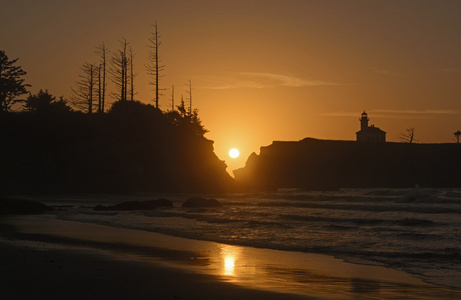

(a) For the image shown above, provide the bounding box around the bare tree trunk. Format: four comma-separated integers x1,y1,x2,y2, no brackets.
122,51,126,102
110,39,130,102
98,65,102,112
400,127,416,143
72,63,97,113
89,64,94,113
102,43,107,110
130,47,135,101
146,21,165,109
95,43,109,112
170,84,175,111
186,79,192,114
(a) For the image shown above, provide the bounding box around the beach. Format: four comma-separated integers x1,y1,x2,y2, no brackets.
0,240,305,300
0,216,307,300
1,214,460,299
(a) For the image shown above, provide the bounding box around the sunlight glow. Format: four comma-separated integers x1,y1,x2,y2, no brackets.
225,257,235,271
220,245,240,276
229,148,240,158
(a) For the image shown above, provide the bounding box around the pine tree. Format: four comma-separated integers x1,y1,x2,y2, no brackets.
0,50,30,112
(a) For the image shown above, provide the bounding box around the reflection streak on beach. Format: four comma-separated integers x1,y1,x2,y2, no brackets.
219,244,239,276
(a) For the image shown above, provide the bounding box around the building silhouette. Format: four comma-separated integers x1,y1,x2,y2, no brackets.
356,111,386,143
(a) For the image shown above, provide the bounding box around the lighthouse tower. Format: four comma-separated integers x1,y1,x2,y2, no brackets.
356,111,386,142
360,111,369,131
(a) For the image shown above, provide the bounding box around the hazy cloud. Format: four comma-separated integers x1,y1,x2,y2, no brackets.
372,109,458,115
439,68,461,73
199,72,340,89
198,76,267,90
371,68,402,77
240,72,339,87
320,112,359,117
322,109,458,119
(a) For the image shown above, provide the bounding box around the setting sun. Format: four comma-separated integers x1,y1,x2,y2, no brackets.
229,148,240,158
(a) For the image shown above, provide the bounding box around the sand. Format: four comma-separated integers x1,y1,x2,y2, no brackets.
1,215,460,299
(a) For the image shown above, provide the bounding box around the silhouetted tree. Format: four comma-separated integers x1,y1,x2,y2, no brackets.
167,95,208,137
190,108,208,137
95,43,109,113
177,95,187,117
0,50,30,112
146,21,165,109
108,99,160,118
165,109,181,127
186,79,192,114
400,127,416,143
72,63,97,113
110,39,131,102
454,130,461,143
24,90,72,113
165,95,184,127
129,47,137,101
170,84,175,111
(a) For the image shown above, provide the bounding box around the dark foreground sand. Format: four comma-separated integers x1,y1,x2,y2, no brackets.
1,215,460,300
1,241,308,300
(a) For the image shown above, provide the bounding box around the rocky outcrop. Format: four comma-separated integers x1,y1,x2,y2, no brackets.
0,103,235,194
234,138,461,191
182,197,222,208
0,199,53,215
94,199,173,211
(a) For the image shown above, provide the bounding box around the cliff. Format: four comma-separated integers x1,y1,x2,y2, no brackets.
234,138,461,190
0,103,234,194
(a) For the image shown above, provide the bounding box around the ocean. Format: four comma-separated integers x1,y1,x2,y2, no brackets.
36,187,461,289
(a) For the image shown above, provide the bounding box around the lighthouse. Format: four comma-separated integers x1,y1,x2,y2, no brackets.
356,111,386,143
360,111,369,131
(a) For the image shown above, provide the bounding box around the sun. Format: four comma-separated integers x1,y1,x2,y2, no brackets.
229,148,240,159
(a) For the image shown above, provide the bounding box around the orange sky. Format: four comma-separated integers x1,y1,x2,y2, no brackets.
2,0,461,174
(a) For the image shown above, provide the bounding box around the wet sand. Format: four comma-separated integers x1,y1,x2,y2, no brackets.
1,215,460,299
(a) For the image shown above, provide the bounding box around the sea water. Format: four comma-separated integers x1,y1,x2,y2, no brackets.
35,188,461,289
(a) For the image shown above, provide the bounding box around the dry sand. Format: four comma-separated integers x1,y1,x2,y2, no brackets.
1,215,460,299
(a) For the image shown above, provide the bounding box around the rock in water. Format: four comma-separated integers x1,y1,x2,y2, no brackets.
0,199,53,215
182,197,222,208
94,199,173,211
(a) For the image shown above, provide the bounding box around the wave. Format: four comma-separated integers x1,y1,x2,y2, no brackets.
396,218,436,226
47,189,461,290
280,214,437,227
444,191,461,199
397,232,444,240
364,189,410,196
254,201,461,214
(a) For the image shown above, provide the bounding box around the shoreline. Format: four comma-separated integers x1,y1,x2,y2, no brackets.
1,215,460,299
0,240,307,300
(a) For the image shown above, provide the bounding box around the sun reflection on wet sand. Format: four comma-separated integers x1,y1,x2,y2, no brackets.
208,244,437,298
220,245,239,276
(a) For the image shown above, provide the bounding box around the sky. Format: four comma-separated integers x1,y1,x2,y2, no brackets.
2,0,461,174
